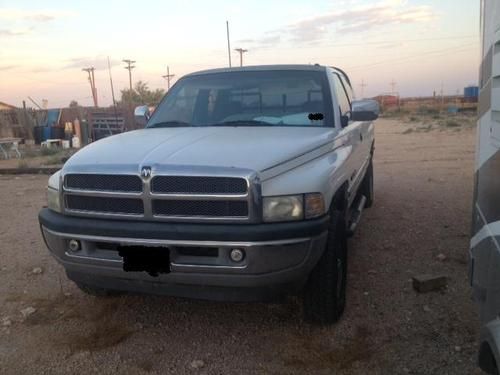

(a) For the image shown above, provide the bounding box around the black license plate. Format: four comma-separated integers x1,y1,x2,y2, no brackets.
118,245,170,277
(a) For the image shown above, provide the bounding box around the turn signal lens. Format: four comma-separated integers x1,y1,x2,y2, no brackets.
305,193,325,219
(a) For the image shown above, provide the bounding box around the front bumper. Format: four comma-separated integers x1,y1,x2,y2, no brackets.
39,209,328,301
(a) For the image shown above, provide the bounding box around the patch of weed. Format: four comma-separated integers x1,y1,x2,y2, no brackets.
40,147,60,156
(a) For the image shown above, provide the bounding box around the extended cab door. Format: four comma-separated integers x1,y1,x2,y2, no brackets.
329,71,366,205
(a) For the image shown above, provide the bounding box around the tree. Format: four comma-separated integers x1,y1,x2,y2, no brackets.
119,81,165,107
69,100,80,108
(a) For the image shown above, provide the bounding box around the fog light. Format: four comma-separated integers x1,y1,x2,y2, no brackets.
230,248,245,262
68,239,81,252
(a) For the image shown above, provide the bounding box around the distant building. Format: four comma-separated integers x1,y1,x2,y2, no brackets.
0,101,17,111
373,95,399,111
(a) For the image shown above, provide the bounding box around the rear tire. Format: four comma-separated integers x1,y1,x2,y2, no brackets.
303,207,347,325
360,159,374,208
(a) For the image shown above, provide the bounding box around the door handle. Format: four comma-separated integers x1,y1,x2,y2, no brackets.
360,133,363,142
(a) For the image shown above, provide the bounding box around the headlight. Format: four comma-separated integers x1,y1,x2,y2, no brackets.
262,193,325,223
47,171,62,213
263,195,303,222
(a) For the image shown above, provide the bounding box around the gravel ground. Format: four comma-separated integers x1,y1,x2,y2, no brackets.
0,119,482,374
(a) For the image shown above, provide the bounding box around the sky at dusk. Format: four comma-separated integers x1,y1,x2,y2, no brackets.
0,0,480,108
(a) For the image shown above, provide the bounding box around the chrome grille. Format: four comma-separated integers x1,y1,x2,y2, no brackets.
65,195,144,215
62,168,259,223
151,176,247,194
65,174,142,192
152,200,248,217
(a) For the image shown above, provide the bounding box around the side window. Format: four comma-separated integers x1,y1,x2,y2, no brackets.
339,76,354,103
332,74,351,116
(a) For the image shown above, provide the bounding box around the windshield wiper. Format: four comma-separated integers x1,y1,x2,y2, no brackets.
207,120,274,126
148,121,192,128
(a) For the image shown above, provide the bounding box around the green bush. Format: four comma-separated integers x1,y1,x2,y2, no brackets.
445,120,461,128
40,147,60,156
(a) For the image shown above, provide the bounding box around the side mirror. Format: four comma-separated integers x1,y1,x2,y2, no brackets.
134,105,151,127
351,99,380,122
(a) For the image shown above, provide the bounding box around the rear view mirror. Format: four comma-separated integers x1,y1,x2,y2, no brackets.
134,105,151,127
351,99,380,121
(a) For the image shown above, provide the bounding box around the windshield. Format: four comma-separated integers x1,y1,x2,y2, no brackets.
147,70,333,128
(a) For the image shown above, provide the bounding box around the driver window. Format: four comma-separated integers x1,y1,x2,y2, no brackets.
332,74,351,117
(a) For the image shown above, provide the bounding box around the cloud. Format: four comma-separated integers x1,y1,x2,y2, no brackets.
0,8,76,22
235,38,255,44
0,28,32,37
27,56,120,74
282,1,436,43
62,56,121,71
235,34,281,49
0,65,17,71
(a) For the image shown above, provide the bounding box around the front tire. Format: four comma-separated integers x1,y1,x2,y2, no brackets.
360,159,374,208
303,207,347,324
75,282,122,297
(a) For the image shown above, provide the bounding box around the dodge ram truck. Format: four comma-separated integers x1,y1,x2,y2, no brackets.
39,64,379,324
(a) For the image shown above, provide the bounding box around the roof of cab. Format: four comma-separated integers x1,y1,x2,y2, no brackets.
184,64,329,77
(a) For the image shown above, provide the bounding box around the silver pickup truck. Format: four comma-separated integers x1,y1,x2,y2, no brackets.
39,64,379,324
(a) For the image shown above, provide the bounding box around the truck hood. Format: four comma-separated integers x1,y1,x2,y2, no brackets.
65,126,336,174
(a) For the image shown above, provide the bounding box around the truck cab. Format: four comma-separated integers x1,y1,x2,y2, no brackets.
39,64,379,324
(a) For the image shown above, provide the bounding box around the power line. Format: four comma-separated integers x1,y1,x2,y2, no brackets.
254,35,479,51
348,43,477,71
234,48,248,67
162,66,175,90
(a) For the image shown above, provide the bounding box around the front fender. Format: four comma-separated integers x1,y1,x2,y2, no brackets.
261,143,353,209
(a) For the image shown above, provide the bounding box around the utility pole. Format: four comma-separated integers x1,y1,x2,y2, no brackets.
226,21,232,68
107,56,120,129
359,79,367,99
389,79,397,95
28,96,43,110
440,82,445,112
123,59,136,129
234,48,248,67
162,66,175,90
82,67,98,107
122,59,136,92
107,57,117,107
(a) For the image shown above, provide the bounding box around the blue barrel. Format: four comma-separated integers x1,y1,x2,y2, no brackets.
42,127,51,141
464,86,479,98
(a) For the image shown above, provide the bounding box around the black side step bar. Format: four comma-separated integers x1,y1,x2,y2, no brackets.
346,195,367,237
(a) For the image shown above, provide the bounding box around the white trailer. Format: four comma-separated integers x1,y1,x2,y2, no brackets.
470,1,500,373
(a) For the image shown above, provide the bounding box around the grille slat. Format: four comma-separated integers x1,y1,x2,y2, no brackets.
151,176,247,195
66,195,144,215
153,200,248,217
65,174,142,193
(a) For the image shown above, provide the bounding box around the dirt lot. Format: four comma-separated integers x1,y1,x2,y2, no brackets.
0,118,482,374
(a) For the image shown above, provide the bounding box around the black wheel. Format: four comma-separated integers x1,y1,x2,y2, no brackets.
303,207,347,325
75,282,122,297
360,159,374,208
